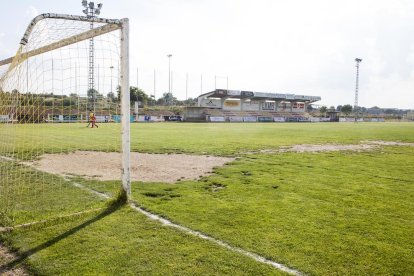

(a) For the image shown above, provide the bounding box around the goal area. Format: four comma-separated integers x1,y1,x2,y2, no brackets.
0,14,130,227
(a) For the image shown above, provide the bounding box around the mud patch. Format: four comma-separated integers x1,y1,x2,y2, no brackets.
0,244,28,276
25,151,234,183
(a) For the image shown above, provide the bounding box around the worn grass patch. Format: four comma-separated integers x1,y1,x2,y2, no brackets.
116,146,413,275
1,122,414,274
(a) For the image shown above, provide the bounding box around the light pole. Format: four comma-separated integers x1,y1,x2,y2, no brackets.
82,0,103,113
354,58,362,121
167,54,172,94
110,65,114,96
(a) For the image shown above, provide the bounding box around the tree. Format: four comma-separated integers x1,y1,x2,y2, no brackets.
87,88,101,99
319,106,327,116
341,104,353,116
336,105,343,112
130,86,150,106
157,92,177,106
116,86,151,106
107,92,116,102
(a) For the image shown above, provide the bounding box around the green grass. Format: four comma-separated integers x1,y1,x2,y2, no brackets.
1,122,414,159
3,207,281,275
1,122,414,274
0,162,107,226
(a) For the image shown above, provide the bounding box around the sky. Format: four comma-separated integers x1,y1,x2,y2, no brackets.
0,0,413,108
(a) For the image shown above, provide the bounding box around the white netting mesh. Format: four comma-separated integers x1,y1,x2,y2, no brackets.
0,15,125,226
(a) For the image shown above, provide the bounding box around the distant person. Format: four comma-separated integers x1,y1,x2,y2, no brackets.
91,113,98,128
86,110,94,128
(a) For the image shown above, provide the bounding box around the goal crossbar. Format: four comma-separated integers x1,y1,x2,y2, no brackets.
0,23,122,67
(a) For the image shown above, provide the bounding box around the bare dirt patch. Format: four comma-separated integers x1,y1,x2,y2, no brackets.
251,140,414,154
362,140,414,147
277,144,376,153
25,151,234,183
0,244,28,276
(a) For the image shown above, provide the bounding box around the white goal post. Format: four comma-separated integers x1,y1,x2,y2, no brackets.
0,13,131,197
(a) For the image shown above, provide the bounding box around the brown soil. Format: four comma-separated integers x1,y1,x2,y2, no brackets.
277,144,376,153
361,140,414,147
255,140,414,154
0,244,28,276
26,151,234,183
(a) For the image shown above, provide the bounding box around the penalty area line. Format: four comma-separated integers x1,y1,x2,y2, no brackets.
129,202,304,276
70,181,303,275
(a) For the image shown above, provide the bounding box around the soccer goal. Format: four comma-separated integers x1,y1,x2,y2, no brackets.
0,13,130,227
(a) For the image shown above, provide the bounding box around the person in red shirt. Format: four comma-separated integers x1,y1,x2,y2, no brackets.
91,113,98,128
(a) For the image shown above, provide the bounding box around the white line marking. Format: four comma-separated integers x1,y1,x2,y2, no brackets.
130,202,304,275
69,181,304,275
1,156,304,274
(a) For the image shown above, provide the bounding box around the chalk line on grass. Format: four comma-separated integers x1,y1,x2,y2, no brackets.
130,202,304,276
69,181,304,275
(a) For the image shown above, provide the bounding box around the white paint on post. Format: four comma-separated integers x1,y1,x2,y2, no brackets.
120,18,131,196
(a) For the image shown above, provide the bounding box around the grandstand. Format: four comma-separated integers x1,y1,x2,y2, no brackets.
184,89,321,122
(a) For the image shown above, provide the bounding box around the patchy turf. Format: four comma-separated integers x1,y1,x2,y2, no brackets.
85,145,414,275
1,122,414,274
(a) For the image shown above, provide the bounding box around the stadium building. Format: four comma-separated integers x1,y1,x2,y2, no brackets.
184,89,321,122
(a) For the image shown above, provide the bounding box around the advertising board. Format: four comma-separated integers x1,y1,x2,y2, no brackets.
209,116,226,122
200,98,222,108
223,100,241,111
261,102,275,111
292,102,305,112
228,116,243,122
243,116,257,122
0,115,9,122
258,116,273,122
241,91,254,97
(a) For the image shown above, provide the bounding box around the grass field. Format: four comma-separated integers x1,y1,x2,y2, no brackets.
1,122,414,275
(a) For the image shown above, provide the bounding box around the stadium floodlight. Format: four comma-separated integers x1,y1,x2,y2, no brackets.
96,3,102,15
81,1,104,112
110,65,114,94
354,58,362,121
167,54,172,94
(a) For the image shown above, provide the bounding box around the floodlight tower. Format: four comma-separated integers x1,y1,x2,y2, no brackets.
82,1,103,112
354,58,362,120
167,54,172,94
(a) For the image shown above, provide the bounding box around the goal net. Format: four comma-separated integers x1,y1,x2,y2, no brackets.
0,14,130,228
